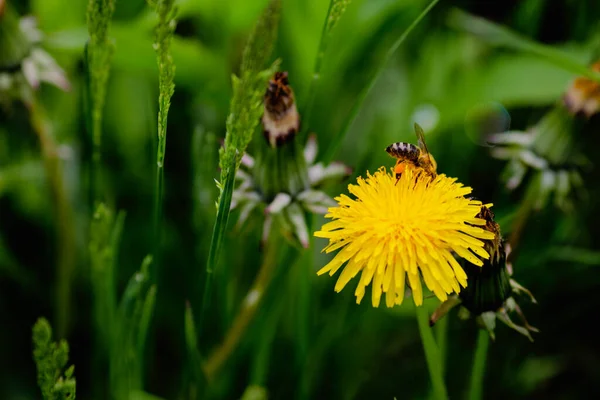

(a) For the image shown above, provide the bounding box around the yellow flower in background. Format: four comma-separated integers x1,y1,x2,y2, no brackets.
314,167,495,307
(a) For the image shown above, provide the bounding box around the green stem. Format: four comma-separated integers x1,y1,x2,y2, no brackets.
153,133,166,278
301,0,335,135
467,330,489,400
415,305,448,400
435,314,448,377
322,0,441,163
30,101,76,338
199,169,236,337
204,236,279,378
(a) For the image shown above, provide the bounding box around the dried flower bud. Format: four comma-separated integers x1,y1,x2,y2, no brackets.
563,61,600,118
262,71,300,148
458,205,512,315
429,204,538,341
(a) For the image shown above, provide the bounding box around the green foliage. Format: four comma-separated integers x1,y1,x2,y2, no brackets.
32,318,76,400
448,8,600,83
184,304,207,393
147,0,177,270
6,0,600,399
89,204,157,399
219,0,282,176
321,0,442,163
89,203,124,344
148,0,176,168
86,0,116,166
326,0,352,35
203,0,282,332
111,256,157,399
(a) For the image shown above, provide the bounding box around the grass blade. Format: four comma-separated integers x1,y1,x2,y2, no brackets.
199,0,282,335
86,0,116,202
148,0,177,280
302,0,352,135
321,0,442,163
184,303,207,393
136,284,157,358
448,8,600,83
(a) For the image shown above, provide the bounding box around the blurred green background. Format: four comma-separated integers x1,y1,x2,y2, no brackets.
2,0,600,398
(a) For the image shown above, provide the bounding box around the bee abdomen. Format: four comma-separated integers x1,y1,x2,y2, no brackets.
385,142,420,160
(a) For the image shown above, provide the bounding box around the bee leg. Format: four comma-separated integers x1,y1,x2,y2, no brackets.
395,173,401,185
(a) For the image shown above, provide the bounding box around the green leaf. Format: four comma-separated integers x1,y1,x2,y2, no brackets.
184,304,207,392
136,284,157,358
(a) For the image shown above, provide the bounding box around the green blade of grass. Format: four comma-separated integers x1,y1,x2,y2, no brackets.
130,390,167,400
117,256,152,319
302,0,352,136
184,303,207,393
199,0,282,335
136,284,157,358
86,0,116,203
321,0,442,164
148,0,177,281
89,204,126,346
447,8,600,83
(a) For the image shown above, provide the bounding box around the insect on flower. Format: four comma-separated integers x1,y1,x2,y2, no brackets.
386,124,438,184
262,71,300,148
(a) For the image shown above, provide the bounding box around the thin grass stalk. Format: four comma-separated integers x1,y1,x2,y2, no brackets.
467,330,489,400
204,236,280,378
296,216,313,400
250,291,285,386
184,303,208,395
199,0,281,335
29,100,76,337
321,0,441,164
415,305,449,400
149,0,176,278
301,0,335,133
86,0,116,204
200,171,235,334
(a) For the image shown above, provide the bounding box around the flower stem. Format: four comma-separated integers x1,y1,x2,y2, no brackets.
435,314,448,376
321,0,441,164
467,330,489,400
30,101,76,337
415,305,448,400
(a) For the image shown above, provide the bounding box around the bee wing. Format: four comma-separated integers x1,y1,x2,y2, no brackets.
414,123,433,162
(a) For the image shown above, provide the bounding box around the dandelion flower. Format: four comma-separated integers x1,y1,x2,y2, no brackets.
314,167,495,307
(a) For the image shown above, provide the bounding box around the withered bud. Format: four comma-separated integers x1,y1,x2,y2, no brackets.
476,205,502,264
563,61,600,118
262,71,300,148
459,204,512,315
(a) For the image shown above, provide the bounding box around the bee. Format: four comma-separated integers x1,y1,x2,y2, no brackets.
262,71,300,148
386,123,438,184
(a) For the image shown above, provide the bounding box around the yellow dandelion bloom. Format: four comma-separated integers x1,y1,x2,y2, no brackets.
314,167,495,307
